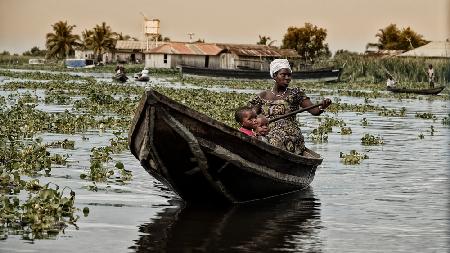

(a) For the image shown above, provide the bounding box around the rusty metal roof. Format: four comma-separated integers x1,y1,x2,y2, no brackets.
115,40,146,50
144,42,300,58
146,42,224,55
216,43,299,58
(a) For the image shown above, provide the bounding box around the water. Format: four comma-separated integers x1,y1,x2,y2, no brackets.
0,70,449,252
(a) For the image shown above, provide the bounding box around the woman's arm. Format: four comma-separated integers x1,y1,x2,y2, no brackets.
302,98,332,116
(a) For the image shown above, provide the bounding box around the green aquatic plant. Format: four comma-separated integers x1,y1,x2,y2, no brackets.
415,112,437,120
378,107,406,117
361,117,369,126
340,127,352,135
47,139,75,149
0,182,79,240
340,150,369,165
361,133,384,145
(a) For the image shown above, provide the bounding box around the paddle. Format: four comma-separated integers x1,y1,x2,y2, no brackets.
268,103,323,123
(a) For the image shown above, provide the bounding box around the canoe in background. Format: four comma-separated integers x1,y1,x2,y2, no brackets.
387,85,445,95
178,65,343,82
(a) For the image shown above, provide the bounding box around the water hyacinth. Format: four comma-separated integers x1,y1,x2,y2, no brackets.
0,183,78,240
340,150,369,165
361,133,384,145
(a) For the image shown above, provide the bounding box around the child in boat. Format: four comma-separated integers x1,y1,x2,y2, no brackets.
235,106,257,136
255,114,269,142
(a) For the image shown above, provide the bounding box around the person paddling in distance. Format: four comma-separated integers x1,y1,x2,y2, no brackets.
249,59,332,155
427,64,435,88
234,106,258,136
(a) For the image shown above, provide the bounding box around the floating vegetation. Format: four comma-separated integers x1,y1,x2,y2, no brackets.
361,117,369,126
378,107,406,117
309,116,346,142
415,112,437,120
361,133,384,145
340,127,352,135
47,139,75,149
44,91,72,105
0,182,79,240
340,150,369,165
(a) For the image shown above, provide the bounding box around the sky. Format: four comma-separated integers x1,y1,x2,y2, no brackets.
0,0,449,54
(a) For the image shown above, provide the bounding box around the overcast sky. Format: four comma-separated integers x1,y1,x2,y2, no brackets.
0,0,449,54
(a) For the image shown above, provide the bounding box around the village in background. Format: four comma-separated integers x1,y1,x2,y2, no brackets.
0,16,449,80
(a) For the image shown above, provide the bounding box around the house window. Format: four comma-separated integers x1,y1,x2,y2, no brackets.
163,54,167,64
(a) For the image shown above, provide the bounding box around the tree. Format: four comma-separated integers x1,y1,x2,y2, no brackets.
373,24,428,50
257,35,276,46
83,22,116,62
156,34,171,42
45,21,81,59
23,46,47,56
281,23,330,63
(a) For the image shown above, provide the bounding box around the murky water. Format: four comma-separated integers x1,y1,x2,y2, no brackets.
0,70,448,252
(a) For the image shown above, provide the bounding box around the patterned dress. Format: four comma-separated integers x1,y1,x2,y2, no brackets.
248,87,308,155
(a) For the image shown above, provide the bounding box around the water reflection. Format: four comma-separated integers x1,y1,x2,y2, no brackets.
131,189,322,252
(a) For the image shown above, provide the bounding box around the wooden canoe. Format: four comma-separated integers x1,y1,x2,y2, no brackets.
387,85,445,95
113,73,128,83
178,65,343,82
128,89,323,204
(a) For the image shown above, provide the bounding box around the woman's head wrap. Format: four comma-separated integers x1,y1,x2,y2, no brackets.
269,59,292,78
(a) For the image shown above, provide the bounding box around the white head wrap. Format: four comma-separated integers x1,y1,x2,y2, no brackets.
269,59,292,78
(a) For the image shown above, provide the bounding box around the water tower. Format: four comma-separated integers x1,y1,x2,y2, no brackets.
141,13,160,50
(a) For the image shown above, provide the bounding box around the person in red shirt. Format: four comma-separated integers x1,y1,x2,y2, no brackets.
234,106,257,136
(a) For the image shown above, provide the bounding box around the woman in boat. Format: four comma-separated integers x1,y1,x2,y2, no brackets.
248,59,332,155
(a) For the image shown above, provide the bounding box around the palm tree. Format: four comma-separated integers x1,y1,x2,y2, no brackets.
84,22,116,62
45,21,81,59
257,35,276,46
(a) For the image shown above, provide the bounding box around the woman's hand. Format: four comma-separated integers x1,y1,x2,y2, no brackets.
321,98,332,109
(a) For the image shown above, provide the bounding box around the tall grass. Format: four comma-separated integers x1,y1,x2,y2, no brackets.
331,53,450,84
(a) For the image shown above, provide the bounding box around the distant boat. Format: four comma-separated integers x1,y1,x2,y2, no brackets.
387,85,445,95
178,65,343,82
65,59,95,68
128,89,323,204
28,59,45,65
113,72,128,83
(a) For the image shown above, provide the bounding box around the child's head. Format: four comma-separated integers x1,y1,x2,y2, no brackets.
255,115,269,136
235,106,257,130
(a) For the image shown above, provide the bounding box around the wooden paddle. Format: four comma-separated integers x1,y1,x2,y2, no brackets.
268,103,324,123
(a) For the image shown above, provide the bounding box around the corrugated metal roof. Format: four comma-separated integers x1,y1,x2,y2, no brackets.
398,41,450,58
144,42,300,58
146,42,223,55
115,40,146,50
216,43,300,58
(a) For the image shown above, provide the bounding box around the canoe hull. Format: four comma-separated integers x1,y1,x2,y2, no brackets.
128,90,322,204
113,73,128,83
179,65,343,82
387,86,445,95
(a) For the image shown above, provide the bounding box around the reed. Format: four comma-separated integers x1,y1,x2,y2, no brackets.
330,53,450,84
